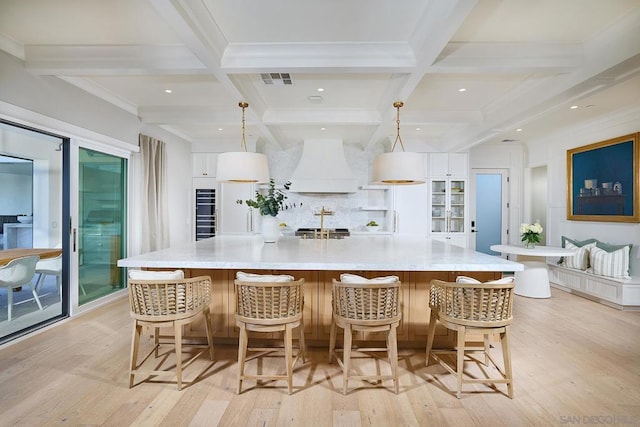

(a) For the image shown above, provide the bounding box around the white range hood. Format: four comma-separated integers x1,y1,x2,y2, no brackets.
289,139,358,193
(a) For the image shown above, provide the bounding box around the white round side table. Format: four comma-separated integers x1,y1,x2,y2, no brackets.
490,244,576,298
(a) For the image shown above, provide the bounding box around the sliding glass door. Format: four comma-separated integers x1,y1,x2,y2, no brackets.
0,120,66,343
77,148,127,305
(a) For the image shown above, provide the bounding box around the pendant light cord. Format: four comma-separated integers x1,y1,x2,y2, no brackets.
390,101,406,152
239,101,248,152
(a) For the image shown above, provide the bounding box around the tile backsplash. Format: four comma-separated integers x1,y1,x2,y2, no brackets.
264,143,390,231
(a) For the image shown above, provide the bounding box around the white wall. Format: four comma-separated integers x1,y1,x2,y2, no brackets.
526,108,640,275
531,166,548,246
0,171,31,214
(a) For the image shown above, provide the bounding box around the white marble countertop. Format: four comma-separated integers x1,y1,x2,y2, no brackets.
118,235,523,272
490,244,576,257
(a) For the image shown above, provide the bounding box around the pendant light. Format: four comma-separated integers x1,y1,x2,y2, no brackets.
216,102,270,183
371,101,426,185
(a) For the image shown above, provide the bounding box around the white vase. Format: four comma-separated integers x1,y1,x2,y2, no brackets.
261,215,280,243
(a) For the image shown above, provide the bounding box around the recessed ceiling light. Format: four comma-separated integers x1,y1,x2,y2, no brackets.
218,128,223,131
458,88,466,92
320,127,326,131
570,105,579,109
415,127,421,131
516,128,522,132
317,88,324,92
164,89,172,94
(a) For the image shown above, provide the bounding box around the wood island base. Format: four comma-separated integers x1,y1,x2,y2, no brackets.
167,268,503,349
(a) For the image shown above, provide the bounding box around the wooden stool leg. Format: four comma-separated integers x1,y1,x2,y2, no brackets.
298,319,307,364
425,308,438,366
285,324,294,395
154,327,160,357
501,327,514,398
342,325,352,395
203,309,215,360
129,321,142,388
388,324,399,394
484,334,490,366
328,318,337,363
237,324,248,394
456,326,466,399
175,321,183,390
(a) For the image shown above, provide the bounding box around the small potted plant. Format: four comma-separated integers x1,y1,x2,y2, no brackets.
237,179,300,242
366,220,380,232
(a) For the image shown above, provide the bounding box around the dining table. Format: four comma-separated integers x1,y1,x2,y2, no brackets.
0,248,62,266
490,244,576,298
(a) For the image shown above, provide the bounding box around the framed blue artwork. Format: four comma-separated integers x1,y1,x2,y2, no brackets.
567,133,639,222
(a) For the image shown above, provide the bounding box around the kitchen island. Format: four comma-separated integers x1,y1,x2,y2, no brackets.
118,235,522,348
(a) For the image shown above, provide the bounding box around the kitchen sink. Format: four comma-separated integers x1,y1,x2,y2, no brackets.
295,228,350,239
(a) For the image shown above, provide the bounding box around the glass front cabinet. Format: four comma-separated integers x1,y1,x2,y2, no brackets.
430,179,468,247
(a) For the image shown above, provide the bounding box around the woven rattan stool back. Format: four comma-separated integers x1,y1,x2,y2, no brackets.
429,279,514,328
332,279,401,326
129,275,212,322
235,279,304,326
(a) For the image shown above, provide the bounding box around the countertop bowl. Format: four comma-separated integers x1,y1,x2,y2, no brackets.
17,216,33,224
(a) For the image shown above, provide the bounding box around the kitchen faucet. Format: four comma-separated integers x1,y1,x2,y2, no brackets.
313,206,334,239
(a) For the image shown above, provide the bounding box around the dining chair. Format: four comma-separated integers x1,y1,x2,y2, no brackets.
34,254,62,297
128,270,215,390
425,277,515,398
329,274,401,394
0,255,41,321
234,271,306,394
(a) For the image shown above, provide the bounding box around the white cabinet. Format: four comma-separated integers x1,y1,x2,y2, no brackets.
428,152,468,178
217,182,256,234
392,184,428,236
429,179,467,247
192,153,218,177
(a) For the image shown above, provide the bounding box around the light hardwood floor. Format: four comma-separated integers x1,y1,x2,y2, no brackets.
0,287,639,426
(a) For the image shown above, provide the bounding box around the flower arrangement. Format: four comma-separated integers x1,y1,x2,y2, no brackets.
237,179,301,217
366,220,378,227
520,222,543,247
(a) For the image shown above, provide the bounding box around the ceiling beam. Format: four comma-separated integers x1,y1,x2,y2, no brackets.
24,45,207,75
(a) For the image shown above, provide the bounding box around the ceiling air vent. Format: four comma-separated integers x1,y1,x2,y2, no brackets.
260,73,293,85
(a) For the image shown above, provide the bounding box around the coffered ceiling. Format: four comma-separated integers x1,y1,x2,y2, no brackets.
1,0,639,152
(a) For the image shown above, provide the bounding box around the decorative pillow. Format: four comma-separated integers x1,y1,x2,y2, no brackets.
456,276,480,284
596,241,633,253
589,245,631,279
128,269,184,280
558,236,598,265
488,276,515,284
562,241,596,271
340,273,399,284
236,271,294,282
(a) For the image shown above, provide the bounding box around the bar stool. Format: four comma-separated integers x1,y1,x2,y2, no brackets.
425,277,515,398
329,274,401,394
128,270,215,390
234,271,306,394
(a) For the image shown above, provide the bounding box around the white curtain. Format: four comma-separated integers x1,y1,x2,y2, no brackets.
139,134,169,252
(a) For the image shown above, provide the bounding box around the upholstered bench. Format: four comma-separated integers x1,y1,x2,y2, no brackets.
547,236,639,310
548,263,640,310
